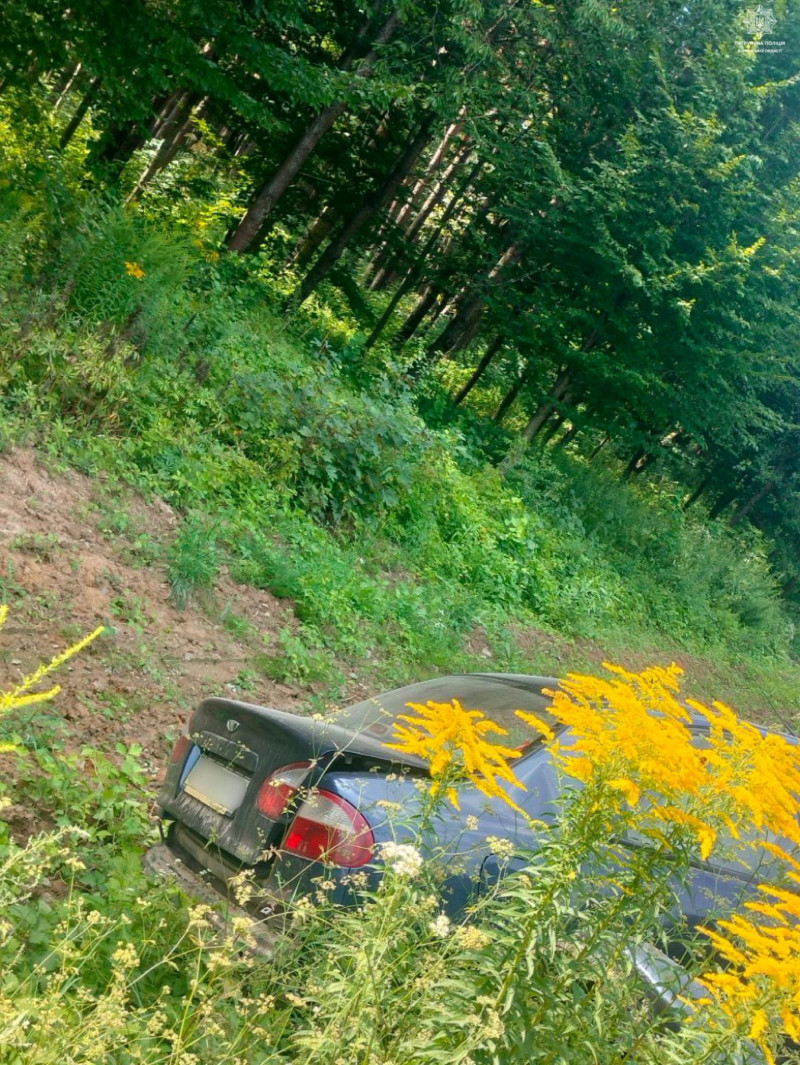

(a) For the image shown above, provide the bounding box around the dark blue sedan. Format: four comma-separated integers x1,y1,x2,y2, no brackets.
148,672,775,941
147,671,786,1059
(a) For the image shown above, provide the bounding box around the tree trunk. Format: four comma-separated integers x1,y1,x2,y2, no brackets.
500,367,571,471
589,434,610,460
89,121,146,170
430,284,457,324
708,488,738,521
365,160,483,350
151,90,188,138
540,392,577,447
539,412,566,448
369,138,472,291
51,61,82,111
501,323,600,462
622,448,643,480
286,207,336,267
392,117,463,229
729,479,776,526
405,139,471,242
226,103,350,251
424,286,483,360
453,336,503,405
226,10,399,252
396,285,442,344
296,116,434,304
493,369,530,424
58,77,100,149
556,422,581,449
622,448,649,480
522,370,572,445
683,473,713,510
363,166,475,351
426,242,521,361
126,95,207,204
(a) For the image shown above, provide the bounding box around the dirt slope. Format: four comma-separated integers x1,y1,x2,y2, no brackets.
0,448,310,768
2,448,796,783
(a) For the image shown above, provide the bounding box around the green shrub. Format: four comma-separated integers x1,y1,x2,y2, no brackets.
167,517,220,608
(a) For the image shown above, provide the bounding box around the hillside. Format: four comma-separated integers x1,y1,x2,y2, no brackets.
4,3,800,1061
2,439,799,775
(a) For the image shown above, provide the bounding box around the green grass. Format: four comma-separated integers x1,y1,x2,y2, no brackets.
0,118,798,724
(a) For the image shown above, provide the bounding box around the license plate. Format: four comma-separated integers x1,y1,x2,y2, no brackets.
182,756,250,816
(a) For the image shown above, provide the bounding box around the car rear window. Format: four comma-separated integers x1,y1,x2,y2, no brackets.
333,674,561,749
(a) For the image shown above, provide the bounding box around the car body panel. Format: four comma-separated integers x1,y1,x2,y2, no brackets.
152,672,795,937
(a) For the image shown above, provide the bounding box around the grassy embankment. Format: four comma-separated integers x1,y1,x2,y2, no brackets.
2,216,799,721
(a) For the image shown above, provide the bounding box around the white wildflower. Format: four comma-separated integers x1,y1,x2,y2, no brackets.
453,925,492,950
111,942,139,970
380,841,423,879
429,913,452,938
292,896,316,924
486,836,515,861
188,904,214,928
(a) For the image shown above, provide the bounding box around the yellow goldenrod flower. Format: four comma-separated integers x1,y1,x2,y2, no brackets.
0,606,104,718
749,1009,768,1041
515,709,556,743
124,260,145,279
607,778,641,807
388,698,527,812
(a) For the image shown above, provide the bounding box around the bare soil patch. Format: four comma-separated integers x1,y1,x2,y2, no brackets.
0,448,304,770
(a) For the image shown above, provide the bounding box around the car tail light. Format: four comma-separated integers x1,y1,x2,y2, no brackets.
256,762,313,820
283,790,374,867
169,733,192,764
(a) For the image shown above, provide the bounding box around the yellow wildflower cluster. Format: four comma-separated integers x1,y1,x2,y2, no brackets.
532,662,800,1062
388,698,526,811
0,605,104,737
528,663,794,860
124,260,145,279
701,884,800,1062
537,663,701,806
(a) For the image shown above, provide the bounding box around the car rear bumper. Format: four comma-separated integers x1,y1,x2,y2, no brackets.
144,842,288,956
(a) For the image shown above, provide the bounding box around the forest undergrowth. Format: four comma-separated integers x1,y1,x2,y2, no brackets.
1,88,798,719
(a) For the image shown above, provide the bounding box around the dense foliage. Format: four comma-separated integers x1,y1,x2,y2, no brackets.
1,0,799,609
4,623,800,1064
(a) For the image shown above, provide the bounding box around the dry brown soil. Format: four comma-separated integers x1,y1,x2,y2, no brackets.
0,448,317,772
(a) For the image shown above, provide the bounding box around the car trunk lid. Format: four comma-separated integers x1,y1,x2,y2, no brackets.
157,697,427,864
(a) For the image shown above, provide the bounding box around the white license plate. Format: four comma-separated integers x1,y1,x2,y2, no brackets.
183,756,250,816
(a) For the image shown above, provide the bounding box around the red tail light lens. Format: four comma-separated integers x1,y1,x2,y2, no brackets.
283,790,374,868
169,733,192,764
256,762,313,819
